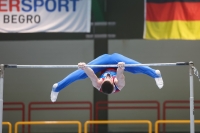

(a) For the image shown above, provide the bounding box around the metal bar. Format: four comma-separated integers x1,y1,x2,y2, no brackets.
30,107,90,110
28,102,91,133
0,65,4,133
4,62,190,69
164,100,200,103
85,120,152,133
95,100,160,133
163,100,200,133
85,34,116,39
164,106,200,109
155,120,200,133
97,107,158,109
3,102,25,133
3,108,23,110
15,121,82,133
91,22,116,26
96,100,160,104
189,62,195,133
29,101,92,104
2,122,12,133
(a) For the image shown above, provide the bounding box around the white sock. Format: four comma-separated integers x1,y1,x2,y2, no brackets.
155,70,164,89
50,83,59,102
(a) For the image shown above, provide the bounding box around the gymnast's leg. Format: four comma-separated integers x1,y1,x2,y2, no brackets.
110,53,158,77
110,53,163,88
52,54,114,92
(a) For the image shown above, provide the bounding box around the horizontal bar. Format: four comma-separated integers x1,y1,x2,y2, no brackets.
91,22,116,26
85,120,152,124
85,34,116,39
15,121,81,125
30,107,90,110
97,100,159,104
176,62,190,65
29,101,91,104
97,107,158,109
156,120,200,124
165,106,200,108
3,62,190,69
3,108,23,110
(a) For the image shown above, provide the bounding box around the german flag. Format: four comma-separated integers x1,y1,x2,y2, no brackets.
144,0,200,40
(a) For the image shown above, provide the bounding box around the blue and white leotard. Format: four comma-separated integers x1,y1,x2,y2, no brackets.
99,68,120,93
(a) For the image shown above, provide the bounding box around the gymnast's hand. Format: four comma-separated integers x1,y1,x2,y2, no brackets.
78,62,86,70
117,62,125,70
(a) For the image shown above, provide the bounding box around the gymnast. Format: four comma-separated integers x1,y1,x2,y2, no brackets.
51,53,164,102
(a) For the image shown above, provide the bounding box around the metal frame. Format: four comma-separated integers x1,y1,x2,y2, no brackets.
15,121,82,133
84,120,152,133
155,120,200,133
0,62,199,133
2,122,12,133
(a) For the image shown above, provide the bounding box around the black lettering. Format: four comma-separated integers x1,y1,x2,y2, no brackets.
4,15,9,23
12,15,17,23
27,15,33,23
34,15,40,23
3,15,41,24
19,15,25,23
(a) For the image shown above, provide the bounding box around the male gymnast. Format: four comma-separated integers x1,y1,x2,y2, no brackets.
51,53,163,102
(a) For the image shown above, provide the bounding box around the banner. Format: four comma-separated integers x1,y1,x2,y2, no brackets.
143,0,200,40
0,0,91,33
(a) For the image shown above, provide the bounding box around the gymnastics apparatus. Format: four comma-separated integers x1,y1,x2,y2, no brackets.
0,59,200,133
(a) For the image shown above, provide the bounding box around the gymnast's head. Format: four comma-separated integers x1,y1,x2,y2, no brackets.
101,74,114,94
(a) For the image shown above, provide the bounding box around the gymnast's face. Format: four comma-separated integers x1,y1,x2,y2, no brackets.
103,74,114,85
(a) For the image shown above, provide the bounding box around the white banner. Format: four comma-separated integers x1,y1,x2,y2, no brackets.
0,0,91,33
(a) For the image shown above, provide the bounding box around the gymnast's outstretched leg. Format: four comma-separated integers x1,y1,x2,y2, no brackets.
110,53,163,88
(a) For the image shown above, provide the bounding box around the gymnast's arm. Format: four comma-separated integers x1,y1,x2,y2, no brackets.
115,62,125,90
78,62,102,89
